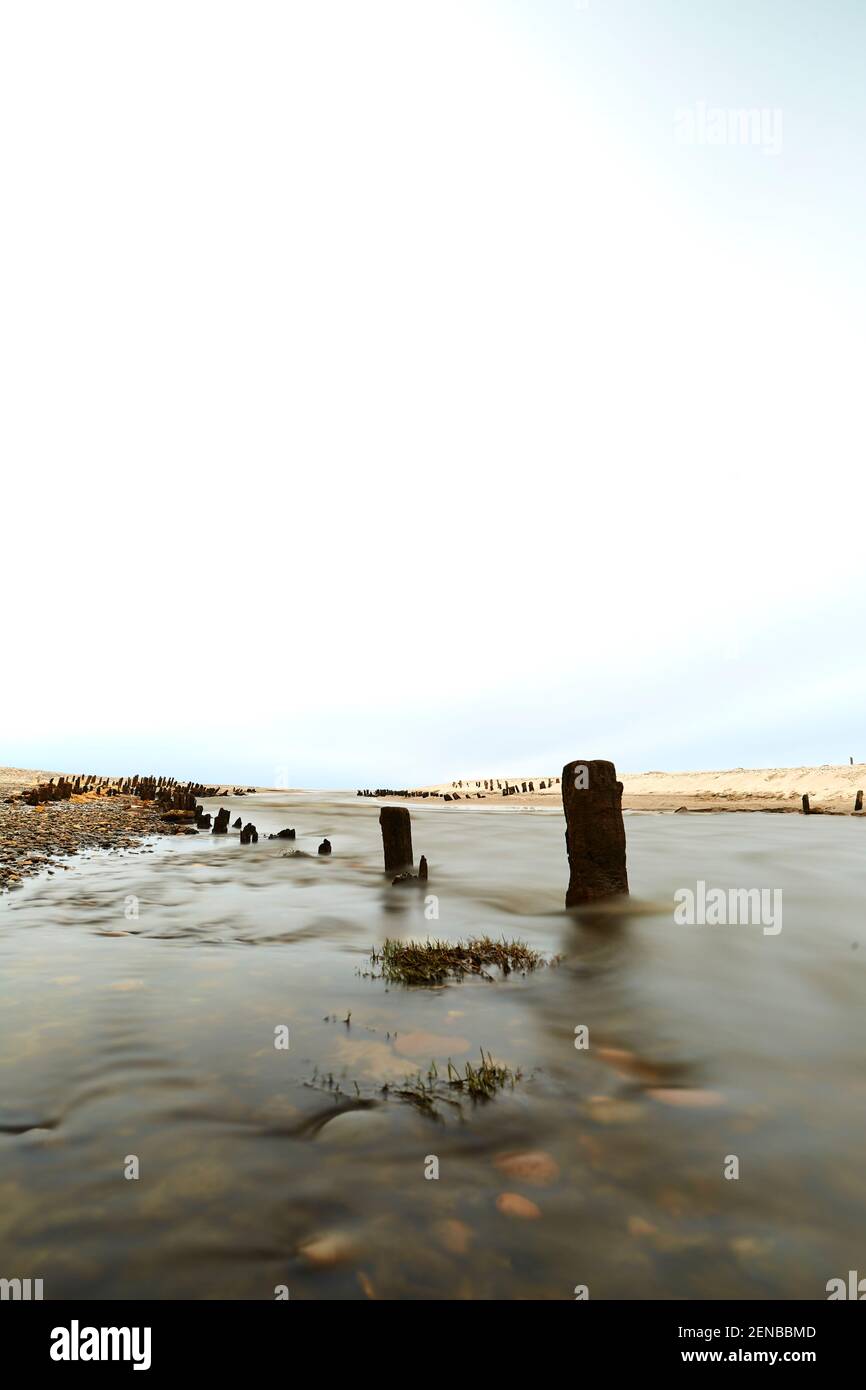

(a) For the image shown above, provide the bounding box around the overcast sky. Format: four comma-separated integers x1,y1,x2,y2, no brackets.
3,1,865,786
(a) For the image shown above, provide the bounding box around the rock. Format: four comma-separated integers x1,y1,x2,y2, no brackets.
647,1088,723,1108
269,828,296,840
298,1231,357,1267
316,1109,390,1146
493,1150,560,1187
496,1192,542,1220
232,817,242,829
561,759,628,905
240,822,258,844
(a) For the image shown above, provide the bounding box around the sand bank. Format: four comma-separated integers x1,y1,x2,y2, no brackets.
399,765,866,814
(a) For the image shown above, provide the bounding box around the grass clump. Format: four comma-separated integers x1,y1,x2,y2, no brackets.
394,1049,523,1116
370,936,543,986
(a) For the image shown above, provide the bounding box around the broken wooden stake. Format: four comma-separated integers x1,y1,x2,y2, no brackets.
561,759,628,906
379,806,413,873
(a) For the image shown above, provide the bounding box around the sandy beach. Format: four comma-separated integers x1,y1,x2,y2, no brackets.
390,764,866,815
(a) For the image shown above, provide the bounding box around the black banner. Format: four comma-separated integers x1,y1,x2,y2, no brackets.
2,1299,860,1374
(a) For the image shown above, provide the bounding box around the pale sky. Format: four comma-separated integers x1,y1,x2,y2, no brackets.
3,1,865,786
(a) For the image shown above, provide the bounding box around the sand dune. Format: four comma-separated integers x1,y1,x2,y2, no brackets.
412,765,866,813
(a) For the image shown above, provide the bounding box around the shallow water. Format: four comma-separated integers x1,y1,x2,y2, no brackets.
1,795,864,1300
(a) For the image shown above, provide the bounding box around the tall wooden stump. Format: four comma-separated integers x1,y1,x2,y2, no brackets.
379,806,413,873
561,759,628,906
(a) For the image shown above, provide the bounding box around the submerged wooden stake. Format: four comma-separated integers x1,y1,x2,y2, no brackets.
379,806,413,873
561,759,628,906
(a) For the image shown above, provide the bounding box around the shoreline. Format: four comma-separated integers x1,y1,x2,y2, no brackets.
358,763,866,817
0,769,233,893
6,759,866,893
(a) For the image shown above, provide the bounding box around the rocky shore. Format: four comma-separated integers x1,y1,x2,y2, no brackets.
0,768,241,893
0,793,169,892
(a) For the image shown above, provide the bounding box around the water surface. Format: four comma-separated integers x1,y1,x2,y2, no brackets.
1,795,863,1299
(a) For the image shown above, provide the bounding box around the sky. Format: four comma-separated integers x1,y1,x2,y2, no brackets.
2,0,865,787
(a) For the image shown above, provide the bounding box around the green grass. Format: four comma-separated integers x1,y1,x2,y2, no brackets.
370,935,543,985
391,1048,523,1116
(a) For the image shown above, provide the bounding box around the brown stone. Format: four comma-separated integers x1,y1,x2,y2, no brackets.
561,759,628,905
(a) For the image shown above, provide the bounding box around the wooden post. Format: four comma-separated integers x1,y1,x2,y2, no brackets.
802,794,811,815
379,806,413,873
561,759,628,906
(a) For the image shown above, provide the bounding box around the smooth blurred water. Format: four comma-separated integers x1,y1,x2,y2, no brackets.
1,795,864,1300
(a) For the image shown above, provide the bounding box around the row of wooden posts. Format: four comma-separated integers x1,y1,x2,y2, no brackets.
189,759,624,903
802,791,863,814
375,760,627,904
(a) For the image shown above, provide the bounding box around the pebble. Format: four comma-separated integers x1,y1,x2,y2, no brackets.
298,1231,358,1267
496,1192,542,1220
494,1149,560,1187
647,1088,723,1108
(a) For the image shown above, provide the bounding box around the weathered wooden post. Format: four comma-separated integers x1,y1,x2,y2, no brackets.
561,759,628,906
802,794,811,815
379,806,413,873
855,790,863,813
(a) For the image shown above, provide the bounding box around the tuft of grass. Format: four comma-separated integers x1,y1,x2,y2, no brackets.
370,936,543,986
394,1048,523,1116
